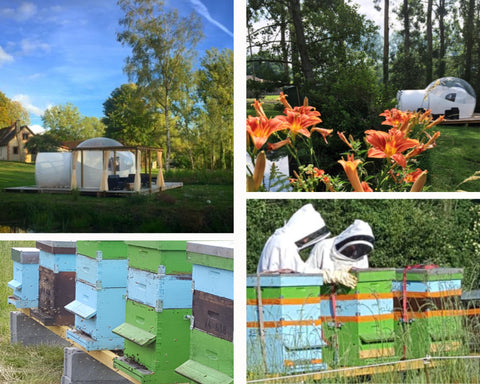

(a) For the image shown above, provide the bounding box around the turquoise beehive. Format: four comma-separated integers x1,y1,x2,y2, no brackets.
8,247,40,308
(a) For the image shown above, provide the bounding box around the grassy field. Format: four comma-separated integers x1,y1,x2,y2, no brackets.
0,241,64,383
0,162,233,233
419,125,480,191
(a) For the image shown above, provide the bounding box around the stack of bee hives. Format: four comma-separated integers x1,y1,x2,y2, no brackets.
176,241,234,384
112,241,192,383
65,241,129,351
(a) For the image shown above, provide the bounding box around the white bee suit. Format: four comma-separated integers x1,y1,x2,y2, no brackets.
257,204,330,273
307,219,373,271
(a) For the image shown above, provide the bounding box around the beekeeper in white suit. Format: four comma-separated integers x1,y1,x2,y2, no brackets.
306,219,374,272
256,204,358,288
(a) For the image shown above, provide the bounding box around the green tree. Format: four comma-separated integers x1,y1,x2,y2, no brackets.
0,91,30,127
117,0,203,171
25,133,62,155
196,48,233,169
42,103,104,141
102,83,156,146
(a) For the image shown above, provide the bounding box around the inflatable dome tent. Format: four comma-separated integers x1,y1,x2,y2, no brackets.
397,77,476,119
35,137,136,190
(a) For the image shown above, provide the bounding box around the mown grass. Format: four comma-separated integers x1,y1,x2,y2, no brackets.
0,241,64,383
0,162,233,232
418,124,480,191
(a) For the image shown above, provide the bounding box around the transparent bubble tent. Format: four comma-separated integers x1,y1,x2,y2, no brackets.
34,138,167,193
397,77,476,119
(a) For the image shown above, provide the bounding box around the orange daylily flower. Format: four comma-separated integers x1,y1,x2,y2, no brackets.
409,170,428,192
278,92,293,109
380,108,412,130
365,128,419,168
266,138,291,151
311,127,333,144
276,107,322,138
337,131,354,149
247,100,286,150
338,154,364,192
361,181,373,192
404,168,425,183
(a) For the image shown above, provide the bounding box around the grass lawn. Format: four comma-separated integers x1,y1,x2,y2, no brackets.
0,162,233,232
0,241,64,383
418,124,480,191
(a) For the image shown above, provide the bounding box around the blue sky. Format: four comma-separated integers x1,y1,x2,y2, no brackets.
0,0,233,133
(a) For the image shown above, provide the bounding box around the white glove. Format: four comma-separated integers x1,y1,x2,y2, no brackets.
322,269,358,289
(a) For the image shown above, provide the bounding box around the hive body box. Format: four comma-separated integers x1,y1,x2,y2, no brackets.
246,273,326,375
8,248,40,308
113,241,192,384
393,267,465,358
31,241,76,326
66,241,128,351
176,241,234,384
320,269,396,367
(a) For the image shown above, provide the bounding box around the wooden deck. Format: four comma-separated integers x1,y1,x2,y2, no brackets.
4,182,183,196
440,113,480,125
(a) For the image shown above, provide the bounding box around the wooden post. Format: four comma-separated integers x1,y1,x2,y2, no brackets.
134,149,141,192
148,150,152,193
71,150,78,189
80,150,84,188
100,150,109,191
156,150,165,188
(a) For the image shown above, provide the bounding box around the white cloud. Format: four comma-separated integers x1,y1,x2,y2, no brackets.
13,94,46,117
1,2,37,21
0,46,14,66
30,124,45,134
21,39,51,55
189,0,233,37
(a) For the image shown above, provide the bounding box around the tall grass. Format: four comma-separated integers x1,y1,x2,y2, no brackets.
0,241,64,384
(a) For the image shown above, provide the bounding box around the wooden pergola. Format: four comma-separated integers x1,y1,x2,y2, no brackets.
70,146,165,193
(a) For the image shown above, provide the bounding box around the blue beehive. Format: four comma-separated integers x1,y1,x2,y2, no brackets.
127,266,192,311
8,247,40,308
38,241,77,272
246,273,326,375
65,242,128,351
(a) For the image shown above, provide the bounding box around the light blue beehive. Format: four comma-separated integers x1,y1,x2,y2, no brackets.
246,273,327,375
8,247,40,308
127,266,192,311
66,281,127,350
65,247,128,351
37,241,76,272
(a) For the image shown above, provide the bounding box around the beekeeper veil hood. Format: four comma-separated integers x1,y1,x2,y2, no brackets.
283,204,330,251
334,219,374,260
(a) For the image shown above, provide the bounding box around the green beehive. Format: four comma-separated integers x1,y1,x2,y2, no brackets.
76,241,128,259
113,299,191,383
126,241,190,274
393,268,466,359
320,269,397,368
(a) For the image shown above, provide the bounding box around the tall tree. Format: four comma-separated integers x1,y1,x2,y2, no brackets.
196,48,234,169
103,83,156,146
0,91,30,127
463,0,475,83
42,103,104,141
117,0,203,171
426,0,433,83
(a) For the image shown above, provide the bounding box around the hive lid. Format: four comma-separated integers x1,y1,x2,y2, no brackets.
112,323,156,346
175,360,233,384
11,247,39,263
36,241,76,254
64,300,97,319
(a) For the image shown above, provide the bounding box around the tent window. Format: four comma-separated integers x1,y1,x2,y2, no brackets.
445,93,456,102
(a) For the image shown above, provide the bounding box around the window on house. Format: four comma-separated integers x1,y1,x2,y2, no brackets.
13,147,18,154
22,133,29,140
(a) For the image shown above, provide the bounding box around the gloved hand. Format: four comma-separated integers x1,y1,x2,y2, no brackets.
322,269,358,289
